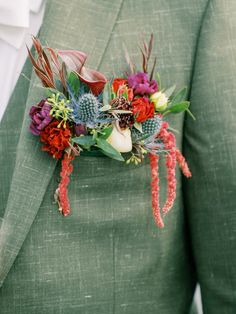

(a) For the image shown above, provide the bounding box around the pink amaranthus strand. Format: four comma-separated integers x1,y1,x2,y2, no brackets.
56,151,74,216
175,148,192,178
158,121,177,215
149,153,164,228
162,149,177,215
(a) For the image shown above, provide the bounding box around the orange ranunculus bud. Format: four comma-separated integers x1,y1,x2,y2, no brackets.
112,78,128,93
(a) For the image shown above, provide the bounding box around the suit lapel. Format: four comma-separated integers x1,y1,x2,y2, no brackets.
0,0,124,287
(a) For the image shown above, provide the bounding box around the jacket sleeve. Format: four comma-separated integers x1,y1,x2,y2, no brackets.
183,0,236,312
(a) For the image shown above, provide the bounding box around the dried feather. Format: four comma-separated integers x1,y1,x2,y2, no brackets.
143,40,148,56
47,47,61,70
139,46,147,73
34,69,55,87
27,46,45,75
122,43,135,74
27,40,56,88
150,57,157,81
41,49,53,79
60,61,67,89
147,33,154,60
32,36,42,54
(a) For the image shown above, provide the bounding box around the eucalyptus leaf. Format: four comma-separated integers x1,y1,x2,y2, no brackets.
72,135,96,149
67,71,80,97
123,89,128,100
103,81,112,106
96,138,124,161
164,85,176,98
111,91,116,100
136,133,151,141
186,108,196,120
164,101,190,115
133,122,143,133
98,127,113,139
113,110,132,114
171,87,187,105
100,104,111,112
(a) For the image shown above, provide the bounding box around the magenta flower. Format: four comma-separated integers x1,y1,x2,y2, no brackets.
29,99,52,135
128,72,158,95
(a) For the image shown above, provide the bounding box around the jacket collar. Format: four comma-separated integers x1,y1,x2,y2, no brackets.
0,0,125,287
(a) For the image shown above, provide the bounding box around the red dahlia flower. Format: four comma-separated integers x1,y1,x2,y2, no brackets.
131,97,155,123
40,121,71,159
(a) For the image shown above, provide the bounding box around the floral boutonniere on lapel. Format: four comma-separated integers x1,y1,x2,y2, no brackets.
28,34,193,228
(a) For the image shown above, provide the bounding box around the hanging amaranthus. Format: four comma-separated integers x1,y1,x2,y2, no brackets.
55,151,75,216
149,122,192,227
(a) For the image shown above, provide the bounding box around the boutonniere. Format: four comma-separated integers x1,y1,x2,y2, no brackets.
28,35,193,228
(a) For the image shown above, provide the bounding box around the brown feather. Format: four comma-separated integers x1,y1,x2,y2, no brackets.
147,33,154,60
139,47,147,73
150,57,157,81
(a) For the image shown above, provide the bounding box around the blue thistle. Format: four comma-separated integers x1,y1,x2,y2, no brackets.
132,116,162,142
68,86,113,127
142,116,162,137
76,93,99,125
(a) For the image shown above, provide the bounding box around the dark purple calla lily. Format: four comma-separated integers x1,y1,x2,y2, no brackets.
57,50,87,72
77,66,107,95
58,50,107,95
28,38,107,95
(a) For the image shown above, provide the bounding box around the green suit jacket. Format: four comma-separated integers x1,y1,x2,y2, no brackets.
0,0,236,313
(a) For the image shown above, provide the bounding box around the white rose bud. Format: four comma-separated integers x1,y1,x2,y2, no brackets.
107,125,132,153
150,91,168,111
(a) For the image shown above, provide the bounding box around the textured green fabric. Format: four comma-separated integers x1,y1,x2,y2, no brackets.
183,1,236,313
0,57,33,220
1,0,235,313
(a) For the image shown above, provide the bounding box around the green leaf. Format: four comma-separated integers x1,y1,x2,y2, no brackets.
98,127,113,139
186,108,196,120
133,122,143,133
100,104,111,112
122,88,128,100
113,110,132,114
103,81,112,106
72,135,96,149
111,91,116,100
163,101,190,115
67,71,80,97
164,85,176,98
96,138,124,161
171,87,187,105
